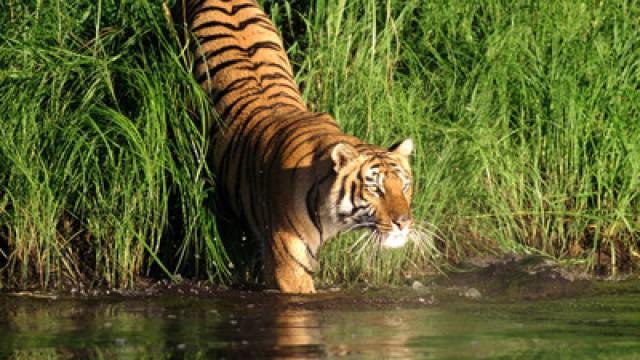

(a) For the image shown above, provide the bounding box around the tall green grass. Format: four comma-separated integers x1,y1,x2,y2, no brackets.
1,0,639,289
0,0,228,289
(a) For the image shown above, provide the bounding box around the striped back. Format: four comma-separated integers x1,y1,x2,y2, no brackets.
186,0,306,125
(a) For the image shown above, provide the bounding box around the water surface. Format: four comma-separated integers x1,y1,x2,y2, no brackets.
2,283,640,359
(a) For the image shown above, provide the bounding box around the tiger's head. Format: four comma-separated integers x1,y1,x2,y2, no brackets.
328,138,414,248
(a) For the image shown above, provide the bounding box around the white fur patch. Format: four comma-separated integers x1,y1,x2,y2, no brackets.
381,224,409,248
337,196,353,215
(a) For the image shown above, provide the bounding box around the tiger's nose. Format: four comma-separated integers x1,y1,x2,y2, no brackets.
393,215,412,230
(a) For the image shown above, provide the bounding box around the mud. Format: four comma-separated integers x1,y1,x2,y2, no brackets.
2,255,611,309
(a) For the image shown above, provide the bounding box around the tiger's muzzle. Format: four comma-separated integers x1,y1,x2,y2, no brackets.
380,214,413,248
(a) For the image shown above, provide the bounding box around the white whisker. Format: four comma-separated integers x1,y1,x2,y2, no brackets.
405,220,444,264
343,222,375,233
347,231,370,253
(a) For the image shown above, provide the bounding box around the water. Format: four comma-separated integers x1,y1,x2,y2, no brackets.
2,285,640,359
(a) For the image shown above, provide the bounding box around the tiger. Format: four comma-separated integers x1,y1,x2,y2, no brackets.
180,0,415,293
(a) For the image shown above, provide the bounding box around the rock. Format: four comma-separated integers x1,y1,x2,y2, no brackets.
411,280,424,290
417,295,436,305
464,288,482,299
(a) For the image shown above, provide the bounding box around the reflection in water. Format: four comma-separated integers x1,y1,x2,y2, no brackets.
272,309,323,354
206,308,326,359
0,295,334,359
2,291,640,359
0,297,181,359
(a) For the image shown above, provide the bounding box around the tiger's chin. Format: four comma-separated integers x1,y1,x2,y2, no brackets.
379,228,410,249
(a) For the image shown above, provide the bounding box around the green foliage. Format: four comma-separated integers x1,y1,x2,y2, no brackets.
0,0,228,289
1,0,639,289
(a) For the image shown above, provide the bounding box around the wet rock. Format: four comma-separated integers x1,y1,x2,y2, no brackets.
464,288,482,300
417,295,436,305
411,280,425,290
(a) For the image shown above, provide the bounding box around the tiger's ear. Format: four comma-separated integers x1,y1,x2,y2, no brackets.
331,143,359,171
389,138,414,157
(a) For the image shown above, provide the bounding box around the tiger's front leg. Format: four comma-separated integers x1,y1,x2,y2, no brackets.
263,231,317,294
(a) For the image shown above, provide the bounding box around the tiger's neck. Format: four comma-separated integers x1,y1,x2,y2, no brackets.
307,136,366,244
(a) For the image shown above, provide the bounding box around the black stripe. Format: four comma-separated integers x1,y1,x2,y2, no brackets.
336,175,349,209
223,95,261,126
293,133,345,174
268,126,339,166
262,81,300,95
196,41,283,67
261,118,340,177
285,236,317,272
196,58,247,85
282,130,346,192
356,169,365,191
191,16,274,33
255,112,310,164
349,182,357,210
192,33,235,52
236,61,294,80
220,104,298,192
262,123,330,170
227,105,297,191
211,76,255,105
218,87,262,121
224,91,299,129
229,104,293,180
201,61,295,88
285,124,345,171
267,91,301,102
306,171,333,242
351,205,369,213
281,240,315,275
194,3,255,18
260,81,293,95
244,108,304,238
260,72,291,82
226,107,301,172
282,214,317,261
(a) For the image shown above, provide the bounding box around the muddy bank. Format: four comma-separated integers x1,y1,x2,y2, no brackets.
5,255,637,309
